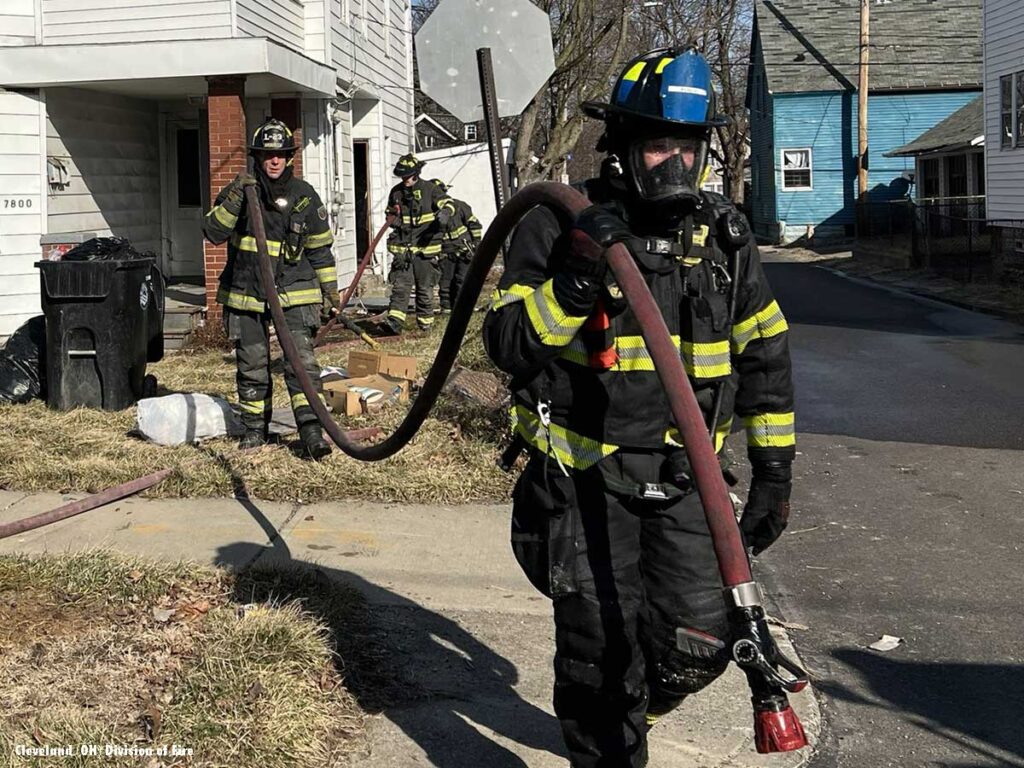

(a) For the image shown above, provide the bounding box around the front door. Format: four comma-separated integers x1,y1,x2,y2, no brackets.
164,122,204,278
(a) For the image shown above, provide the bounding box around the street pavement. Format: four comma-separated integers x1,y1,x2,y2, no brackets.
757,258,1024,768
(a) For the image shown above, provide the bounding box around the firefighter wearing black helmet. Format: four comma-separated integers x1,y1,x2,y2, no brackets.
203,118,336,460
384,153,455,333
431,180,483,313
483,49,796,766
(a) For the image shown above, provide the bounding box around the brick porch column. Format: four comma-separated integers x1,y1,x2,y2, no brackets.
271,97,303,178
204,75,247,320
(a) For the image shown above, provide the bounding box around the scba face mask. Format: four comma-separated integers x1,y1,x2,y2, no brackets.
628,134,709,204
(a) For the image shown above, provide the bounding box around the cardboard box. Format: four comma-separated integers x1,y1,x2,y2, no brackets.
348,350,418,381
323,374,409,417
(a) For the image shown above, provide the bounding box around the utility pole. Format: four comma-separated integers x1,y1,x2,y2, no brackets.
857,0,870,233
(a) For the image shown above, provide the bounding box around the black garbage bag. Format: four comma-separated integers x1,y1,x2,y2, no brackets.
0,315,47,404
63,236,150,262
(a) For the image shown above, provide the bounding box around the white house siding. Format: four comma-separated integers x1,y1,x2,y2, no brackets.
983,0,1024,221
303,0,331,65
236,0,304,55
331,0,414,277
0,89,46,338
45,88,161,256
40,0,233,45
0,0,37,47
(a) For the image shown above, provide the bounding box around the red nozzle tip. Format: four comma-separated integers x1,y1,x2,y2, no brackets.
754,704,808,753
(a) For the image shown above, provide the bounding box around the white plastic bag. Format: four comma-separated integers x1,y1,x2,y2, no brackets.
135,393,244,446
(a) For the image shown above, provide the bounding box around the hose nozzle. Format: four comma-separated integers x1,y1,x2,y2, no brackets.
753,700,808,753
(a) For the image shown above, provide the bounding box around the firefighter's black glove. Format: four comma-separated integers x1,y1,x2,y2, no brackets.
740,461,792,556
553,206,630,314
322,284,341,315
225,172,257,211
436,207,452,228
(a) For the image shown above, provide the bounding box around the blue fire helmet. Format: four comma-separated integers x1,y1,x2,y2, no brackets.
582,48,728,132
583,49,727,204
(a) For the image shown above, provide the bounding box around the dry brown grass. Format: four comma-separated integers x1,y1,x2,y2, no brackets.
0,311,515,504
0,552,366,768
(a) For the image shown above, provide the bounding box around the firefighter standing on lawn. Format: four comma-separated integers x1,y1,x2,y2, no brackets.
483,49,796,767
203,118,336,460
433,181,484,312
384,154,455,334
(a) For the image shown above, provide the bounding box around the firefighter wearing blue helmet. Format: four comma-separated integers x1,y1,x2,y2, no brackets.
484,49,796,766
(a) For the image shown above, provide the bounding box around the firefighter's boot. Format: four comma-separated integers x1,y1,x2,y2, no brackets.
239,428,267,451
300,423,331,461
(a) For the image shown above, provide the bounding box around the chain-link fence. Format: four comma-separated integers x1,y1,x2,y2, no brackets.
911,197,990,282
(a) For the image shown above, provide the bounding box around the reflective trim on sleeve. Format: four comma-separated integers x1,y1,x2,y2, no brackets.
211,204,238,229
488,283,534,310
743,411,796,448
732,299,789,355
523,279,588,346
315,266,338,284
304,230,335,249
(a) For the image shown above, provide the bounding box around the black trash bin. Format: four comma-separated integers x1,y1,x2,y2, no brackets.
36,256,164,411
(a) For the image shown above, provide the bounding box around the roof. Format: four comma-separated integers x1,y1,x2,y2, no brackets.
885,95,984,156
753,0,982,95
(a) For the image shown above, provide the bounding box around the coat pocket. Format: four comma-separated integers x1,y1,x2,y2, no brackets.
510,457,580,598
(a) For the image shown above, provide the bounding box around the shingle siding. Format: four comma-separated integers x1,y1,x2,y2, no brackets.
40,1,233,45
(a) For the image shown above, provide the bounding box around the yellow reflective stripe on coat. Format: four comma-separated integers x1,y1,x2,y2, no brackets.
211,204,238,229
446,224,469,240
387,242,442,255
231,234,283,258
732,300,789,355
279,288,322,307
665,418,732,453
238,399,266,415
524,279,588,346
489,283,534,310
512,404,618,470
304,230,334,249
743,412,796,448
681,340,731,378
216,287,265,312
402,212,436,226
315,266,338,283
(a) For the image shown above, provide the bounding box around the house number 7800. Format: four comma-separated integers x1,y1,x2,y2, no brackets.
3,199,33,209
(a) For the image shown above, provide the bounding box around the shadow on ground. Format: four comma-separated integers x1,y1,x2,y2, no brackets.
210,492,563,767
820,648,1024,764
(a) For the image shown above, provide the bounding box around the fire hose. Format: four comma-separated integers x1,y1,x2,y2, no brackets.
246,181,810,751
314,214,397,348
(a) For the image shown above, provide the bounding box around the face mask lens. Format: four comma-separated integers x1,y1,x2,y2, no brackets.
628,134,707,202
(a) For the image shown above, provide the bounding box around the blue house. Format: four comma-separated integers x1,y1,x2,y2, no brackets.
747,0,982,243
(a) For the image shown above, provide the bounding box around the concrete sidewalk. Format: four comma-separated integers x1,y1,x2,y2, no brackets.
0,489,820,767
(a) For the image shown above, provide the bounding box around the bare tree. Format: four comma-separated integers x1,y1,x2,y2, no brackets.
514,1,633,185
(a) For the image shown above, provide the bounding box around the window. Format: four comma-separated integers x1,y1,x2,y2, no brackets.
921,157,940,198
176,129,201,207
1000,72,1024,148
1001,76,1012,148
1017,75,1024,148
464,123,478,142
781,148,812,190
